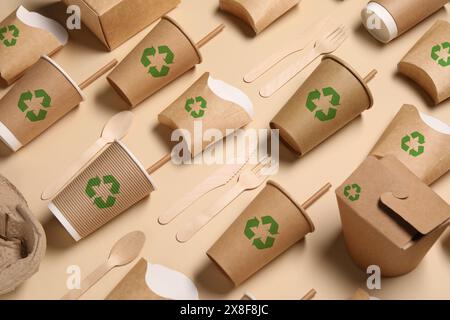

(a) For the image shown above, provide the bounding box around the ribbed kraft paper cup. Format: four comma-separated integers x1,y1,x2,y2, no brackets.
107,16,202,108
0,56,84,152
49,141,155,241
398,20,450,105
270,55,373,157
370,105,450,185
207,181,314,286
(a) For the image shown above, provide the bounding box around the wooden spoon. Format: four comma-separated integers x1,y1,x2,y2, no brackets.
61,231,145,300
41,111,134,200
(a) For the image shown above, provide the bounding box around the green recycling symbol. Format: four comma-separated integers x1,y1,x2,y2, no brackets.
344,183,361,202
17,89,52,122
306,86,341,122
85,175,121,209
141,45,175,78
244,215,279,250
431,42,450,67
185,96,207,119
0,24,19,47
401,131,425,157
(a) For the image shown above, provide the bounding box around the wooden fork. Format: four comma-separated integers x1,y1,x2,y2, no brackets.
176,158,273,243
260,25,349,98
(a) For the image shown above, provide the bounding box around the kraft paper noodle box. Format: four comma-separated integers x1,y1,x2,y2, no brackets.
49,141,155,241
371,105,450,185
219,0,299,35
398,20,450,105
207,181,315,286
0,175,46,295
0,56,85,152
158,72,253,158
361,0,449,43
0,6,68,85
336,155,450,277
270,55,373,157
107,16,202,108
62,0,180,51
106,258,198,300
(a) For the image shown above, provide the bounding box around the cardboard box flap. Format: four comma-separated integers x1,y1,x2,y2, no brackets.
84,0,122,15
380,188,450,236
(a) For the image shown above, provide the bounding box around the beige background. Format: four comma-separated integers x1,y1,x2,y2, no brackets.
1,0,449,300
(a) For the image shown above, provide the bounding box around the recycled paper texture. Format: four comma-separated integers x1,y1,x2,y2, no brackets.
270,55,373,156
62,0,179,50
107,16,201,107
158,72,253,158
0,175,46,295
219,0,299,34
0,56,84,152
398,20,450,105
49,141,155,241
370,105,450,185
369,0,448,37
0,6,68,85
336,155,450,276
107,258,198,300
207,181,314,286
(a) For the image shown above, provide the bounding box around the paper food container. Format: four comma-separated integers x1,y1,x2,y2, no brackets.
219,0,299,34
336,155,450,277
361,0,449,43
398,20,450,105
270,55,373,157
207,181,315,286
158,72,253,158
0,6,68,85
0,175,46,295
106,258,199,300
48,141,156,241
107,16,202,108
62,0,180,51
370,105,450,185
0,56,85,152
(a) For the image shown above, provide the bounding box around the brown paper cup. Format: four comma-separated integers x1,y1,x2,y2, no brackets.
107,16,202,108
0,56,85,152
0,6,68,85
398,20,450,105
0,175,46,295
48,141,155,241
158,72,253,157
270,55,373,156
219,0,299,34
207,181,314,286
370,104,450,185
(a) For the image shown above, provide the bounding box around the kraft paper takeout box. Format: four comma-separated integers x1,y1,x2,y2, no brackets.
49,141,156,241
158,72,254,158
219,0,299,34
361,0,449,43
62,0,180,51
107,16,202,107
0,175,46,295
270,55,373,157
107,258,198,300
398,20,450,105
336,155,450,277
0,56,85,152
0,6,68,85
370,105,450,185
207,181,315,286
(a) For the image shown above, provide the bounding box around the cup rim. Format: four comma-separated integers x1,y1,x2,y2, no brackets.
161,16,203,65
266,180,315,233
322,54,374,109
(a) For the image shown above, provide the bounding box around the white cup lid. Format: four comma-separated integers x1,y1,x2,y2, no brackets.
361,2,398,43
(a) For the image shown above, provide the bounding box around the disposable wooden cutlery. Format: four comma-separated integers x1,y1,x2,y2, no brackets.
260,25,349,98
61,231,145,300
176,157,273,242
